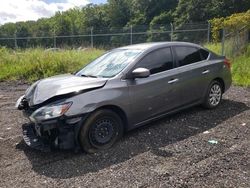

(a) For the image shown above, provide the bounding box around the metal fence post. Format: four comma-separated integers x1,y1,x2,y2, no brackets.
207,22,211,43
53,29,56,48
14,32,18,49
91,27,94,48
170,23,174,41
53,37,56,48
130,25,133,45
221,28,225,56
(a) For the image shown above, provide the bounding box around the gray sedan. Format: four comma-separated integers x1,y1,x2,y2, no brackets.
16,42,232,153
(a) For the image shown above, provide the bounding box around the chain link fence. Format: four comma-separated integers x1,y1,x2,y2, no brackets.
0,23,211,49
222,26,249,57
0,22,249,56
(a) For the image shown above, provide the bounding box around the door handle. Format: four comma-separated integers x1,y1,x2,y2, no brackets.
168,78,179,84
202,70,210,74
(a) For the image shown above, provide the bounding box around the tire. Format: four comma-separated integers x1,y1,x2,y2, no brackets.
79,109,124,153
202,80,223,109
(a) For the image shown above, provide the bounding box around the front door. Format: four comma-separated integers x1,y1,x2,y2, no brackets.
126,47,179,126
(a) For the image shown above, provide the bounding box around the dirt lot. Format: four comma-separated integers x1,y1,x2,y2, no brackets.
0,82,249,188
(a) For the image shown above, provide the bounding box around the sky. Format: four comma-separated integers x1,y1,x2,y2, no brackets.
0,0,107,25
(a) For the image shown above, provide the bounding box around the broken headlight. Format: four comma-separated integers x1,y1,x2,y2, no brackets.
30,102,72,121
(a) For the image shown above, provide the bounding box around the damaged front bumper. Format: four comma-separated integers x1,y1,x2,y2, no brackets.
16,95,87,152
21,113,87,152
22,123,50,152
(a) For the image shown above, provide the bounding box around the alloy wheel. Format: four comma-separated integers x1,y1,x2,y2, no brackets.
209,84,222,106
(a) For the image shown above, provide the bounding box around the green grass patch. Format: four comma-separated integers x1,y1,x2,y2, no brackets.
231,45,250,87
206,43,250,87
0,48,104,82
205,43,222,55
0,45,249,87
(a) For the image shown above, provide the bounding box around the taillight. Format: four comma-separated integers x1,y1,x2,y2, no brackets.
224,58,231,70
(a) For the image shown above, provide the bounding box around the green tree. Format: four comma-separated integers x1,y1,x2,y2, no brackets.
16,22,33,48
148,11,174,42
174,0,250,25
0,0,250,48
129,0,177,25
0,23,17,48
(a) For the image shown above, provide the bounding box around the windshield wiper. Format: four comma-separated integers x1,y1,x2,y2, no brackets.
81,74,98,78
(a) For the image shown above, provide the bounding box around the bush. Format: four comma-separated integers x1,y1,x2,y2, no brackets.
210,10,250,41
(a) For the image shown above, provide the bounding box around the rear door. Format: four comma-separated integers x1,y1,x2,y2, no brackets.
126,47,179,126
172,46,211,106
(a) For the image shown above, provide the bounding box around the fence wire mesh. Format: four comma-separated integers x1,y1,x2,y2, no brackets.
223,26,249,57
0,22,249,56
0,23,211,50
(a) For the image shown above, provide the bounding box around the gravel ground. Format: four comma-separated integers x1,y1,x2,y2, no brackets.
0,81,249,188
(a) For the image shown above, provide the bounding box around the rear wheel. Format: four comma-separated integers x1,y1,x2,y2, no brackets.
79,109,124,153
202,80,223,109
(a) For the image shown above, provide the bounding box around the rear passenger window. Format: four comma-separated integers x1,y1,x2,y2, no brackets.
199,49,209,60
175,47,202,67
135,47,173,74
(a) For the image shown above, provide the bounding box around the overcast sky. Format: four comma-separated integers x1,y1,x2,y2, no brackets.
0,0,107,25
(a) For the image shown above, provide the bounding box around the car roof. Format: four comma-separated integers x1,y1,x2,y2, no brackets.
118,42,202,51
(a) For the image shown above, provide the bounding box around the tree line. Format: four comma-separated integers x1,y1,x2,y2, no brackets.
0,0,249,48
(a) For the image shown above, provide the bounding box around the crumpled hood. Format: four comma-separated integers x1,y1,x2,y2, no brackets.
25,74,108,106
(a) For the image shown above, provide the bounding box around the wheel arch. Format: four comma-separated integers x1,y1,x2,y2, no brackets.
213,77,225,93
94,105,128,130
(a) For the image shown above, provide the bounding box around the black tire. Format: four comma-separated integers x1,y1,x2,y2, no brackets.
202,80,223,109
79,109,124,153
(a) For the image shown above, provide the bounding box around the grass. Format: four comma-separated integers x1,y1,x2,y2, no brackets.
205,43,250,87
0,45,249,87
231,45,250,87
205,43,222,55
0,48,104,82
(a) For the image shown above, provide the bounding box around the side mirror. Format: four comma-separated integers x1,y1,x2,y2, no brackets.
129,68,150,79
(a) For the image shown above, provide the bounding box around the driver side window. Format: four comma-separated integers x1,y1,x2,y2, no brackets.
135,47,174,74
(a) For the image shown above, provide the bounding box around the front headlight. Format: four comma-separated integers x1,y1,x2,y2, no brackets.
30,102,72,121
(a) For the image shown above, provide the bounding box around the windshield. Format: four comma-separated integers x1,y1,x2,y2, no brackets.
76,49,143,78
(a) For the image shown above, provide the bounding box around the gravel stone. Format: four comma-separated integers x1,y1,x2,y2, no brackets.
0,81,249,188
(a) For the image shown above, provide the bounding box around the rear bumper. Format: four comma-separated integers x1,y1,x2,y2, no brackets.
223,71,232,92
21,115,88,151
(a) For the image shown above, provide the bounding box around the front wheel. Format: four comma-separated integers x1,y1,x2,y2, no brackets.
79,109,124,153
202,80,223,109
